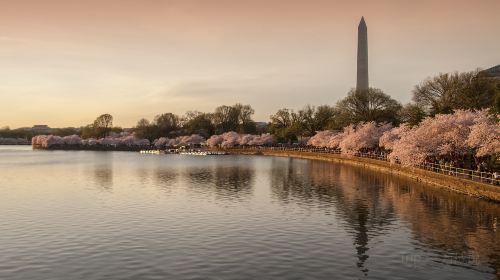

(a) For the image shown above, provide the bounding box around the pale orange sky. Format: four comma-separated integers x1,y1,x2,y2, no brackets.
1,0,499,128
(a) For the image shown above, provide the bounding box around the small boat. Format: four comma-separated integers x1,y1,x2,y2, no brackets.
178,150,228,156
139,149,164,155
179,151,208,156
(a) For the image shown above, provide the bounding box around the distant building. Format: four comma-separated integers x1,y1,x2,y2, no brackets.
32,125,53,134
481,65,500,80
33,125,49,129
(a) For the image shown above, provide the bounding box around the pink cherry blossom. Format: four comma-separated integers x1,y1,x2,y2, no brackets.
338,122,392,155
307,130,338,147
207,135,224,147
379,124,410,151
389,110,498,166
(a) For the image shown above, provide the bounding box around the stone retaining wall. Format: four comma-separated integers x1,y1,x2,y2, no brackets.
231,149,500,203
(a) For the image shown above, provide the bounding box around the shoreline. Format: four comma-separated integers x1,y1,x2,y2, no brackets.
30,145,500,202
32,145,145,151
229,148,500,203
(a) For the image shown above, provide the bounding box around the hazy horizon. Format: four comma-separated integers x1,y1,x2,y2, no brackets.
1,0,499,128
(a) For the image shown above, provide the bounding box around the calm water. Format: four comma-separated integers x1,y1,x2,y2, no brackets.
0,146,499,280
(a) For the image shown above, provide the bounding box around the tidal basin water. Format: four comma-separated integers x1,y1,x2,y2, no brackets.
0,146,499,280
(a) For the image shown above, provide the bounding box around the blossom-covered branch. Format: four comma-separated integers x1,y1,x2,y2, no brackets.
307,110,499,166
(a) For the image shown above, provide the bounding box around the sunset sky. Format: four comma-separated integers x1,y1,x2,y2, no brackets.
1,0,499,128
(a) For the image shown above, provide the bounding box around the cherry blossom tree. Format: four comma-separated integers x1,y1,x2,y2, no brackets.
248,133,274,146
308,122,392,154
307,130,338,147
379,124,410,151
467,114,500,157
239,134,254,146
206,132,274,147
33,134,151,148
207,135,224,147
221,131,241,148
62,135,82,145
389,110,498,166
338,122,392,155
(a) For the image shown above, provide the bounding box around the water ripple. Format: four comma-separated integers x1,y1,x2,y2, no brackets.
0,150,498,279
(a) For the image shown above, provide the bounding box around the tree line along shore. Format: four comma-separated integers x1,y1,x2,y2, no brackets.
3,69,499,172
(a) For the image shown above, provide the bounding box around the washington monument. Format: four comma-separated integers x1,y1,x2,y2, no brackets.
357,17,369,90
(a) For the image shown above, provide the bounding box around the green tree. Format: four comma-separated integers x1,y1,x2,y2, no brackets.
133,118,153,140
298,105,315,136
212,103,256,134
182,111,214,137
52,127,79,137
234,103,257,133
0,126,33,139
93,114,113,138
461,71,497,110
212,105,240,133
493,82,500,114
239,120,257,134
269,108,302,143
296,105,336,136
399,103,426,127
412,70,497,116
153,113,180,138
80,125,95,139
313,105,336,130
334,88,401,127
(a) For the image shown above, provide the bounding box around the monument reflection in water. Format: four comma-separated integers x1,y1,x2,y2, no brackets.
270,158,499,277
0,147,498,279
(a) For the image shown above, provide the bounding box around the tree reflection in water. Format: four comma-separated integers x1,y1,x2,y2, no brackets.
88,152,113,191
184,165,255,201
214,166,254,198
153,169,179,194
269,157,500,276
